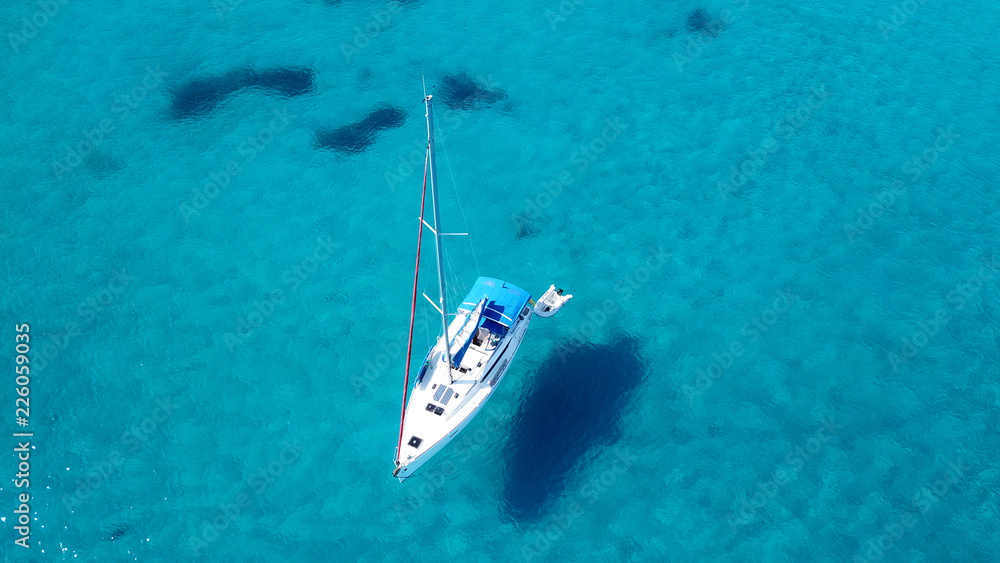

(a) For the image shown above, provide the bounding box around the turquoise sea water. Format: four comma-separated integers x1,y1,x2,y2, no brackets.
2,0,999,560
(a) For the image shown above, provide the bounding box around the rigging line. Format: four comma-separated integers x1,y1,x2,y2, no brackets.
434,110,483,278
396,146,431,461
439,230,467,287
442,249,459,303
443,247,469,306
422,303,431,349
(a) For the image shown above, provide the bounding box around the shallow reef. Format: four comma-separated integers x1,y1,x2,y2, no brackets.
315,106,407,153
169,66,316,119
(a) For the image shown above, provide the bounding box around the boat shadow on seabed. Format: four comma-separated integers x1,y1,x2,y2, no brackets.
501,332,647,521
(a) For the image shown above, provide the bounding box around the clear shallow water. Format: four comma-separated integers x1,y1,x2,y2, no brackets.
2,0,999,561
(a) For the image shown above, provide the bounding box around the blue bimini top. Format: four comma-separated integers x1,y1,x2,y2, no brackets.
457,277,532,335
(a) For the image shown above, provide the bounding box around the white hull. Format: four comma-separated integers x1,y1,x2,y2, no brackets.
391,94,567,483
394,305,532,481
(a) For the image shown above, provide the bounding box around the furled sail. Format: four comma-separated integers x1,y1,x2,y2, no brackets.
452,299,486,368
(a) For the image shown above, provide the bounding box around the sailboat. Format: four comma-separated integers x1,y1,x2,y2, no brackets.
392,94,569,482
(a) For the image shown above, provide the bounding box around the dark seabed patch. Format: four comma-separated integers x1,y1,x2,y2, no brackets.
438,72,509,110
357,66,375,86
106,524,129,541
512,212,538,239
169,66,315,119
502,333,646,521
686,8,725,36
315,106,406,153
84,149,125,178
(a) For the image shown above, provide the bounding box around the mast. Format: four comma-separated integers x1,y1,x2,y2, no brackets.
424,95,452,372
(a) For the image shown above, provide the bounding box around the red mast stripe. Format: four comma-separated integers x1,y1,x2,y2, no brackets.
396,145,431,460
